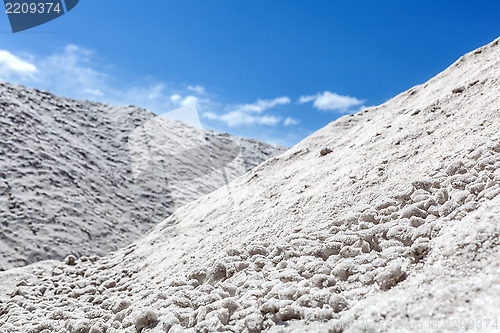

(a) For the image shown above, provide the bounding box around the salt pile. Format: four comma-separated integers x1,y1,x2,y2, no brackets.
0,85,286,270
1,37,500,332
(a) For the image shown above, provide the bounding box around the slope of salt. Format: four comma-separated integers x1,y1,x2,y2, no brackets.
0,83,286,270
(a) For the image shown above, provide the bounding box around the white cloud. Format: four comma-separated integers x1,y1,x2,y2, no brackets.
168,94,200,107
33,44,108,100
234,97,290,114
187,85,206,94
202,96,290,127
179,95,199,107
204,110,281,127
122,86,208,115
258,115,281,126
145,84,165,100
297,95,316,104
283,117,300,126
170,94,182,103
83,88,104,96
0,44,212,115
299,91,364,113
203,112,218,119
0,50,37,80
0,45,110,102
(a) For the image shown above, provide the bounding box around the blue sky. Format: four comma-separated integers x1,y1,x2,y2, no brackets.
0,1,499,146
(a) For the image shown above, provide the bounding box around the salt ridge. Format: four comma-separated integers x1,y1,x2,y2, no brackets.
0,85,286,270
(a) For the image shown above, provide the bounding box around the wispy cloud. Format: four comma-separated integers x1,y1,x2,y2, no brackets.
283,117,300,126
178,95,200,107
118,84,207,115
0,45,212,116
187,85,206,94
203,96,290,127
232,97,290,114
298,91,365,113
0,45,289,130
0,50,37,80
83,88,104,97
34,44,108,100
204,110,281,127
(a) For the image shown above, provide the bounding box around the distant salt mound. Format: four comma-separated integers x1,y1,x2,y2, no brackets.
1,38,500,332
0,85,287,270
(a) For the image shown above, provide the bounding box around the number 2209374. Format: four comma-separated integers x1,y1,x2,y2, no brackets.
5,2,62,14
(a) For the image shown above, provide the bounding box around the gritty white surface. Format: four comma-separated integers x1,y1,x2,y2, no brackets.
0,86,286,270
1,37,500,332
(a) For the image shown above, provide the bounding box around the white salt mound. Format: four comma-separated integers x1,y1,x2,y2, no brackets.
0,85,286,270
1,37,500,332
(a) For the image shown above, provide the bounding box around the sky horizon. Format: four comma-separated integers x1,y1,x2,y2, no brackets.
0,1,499,146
